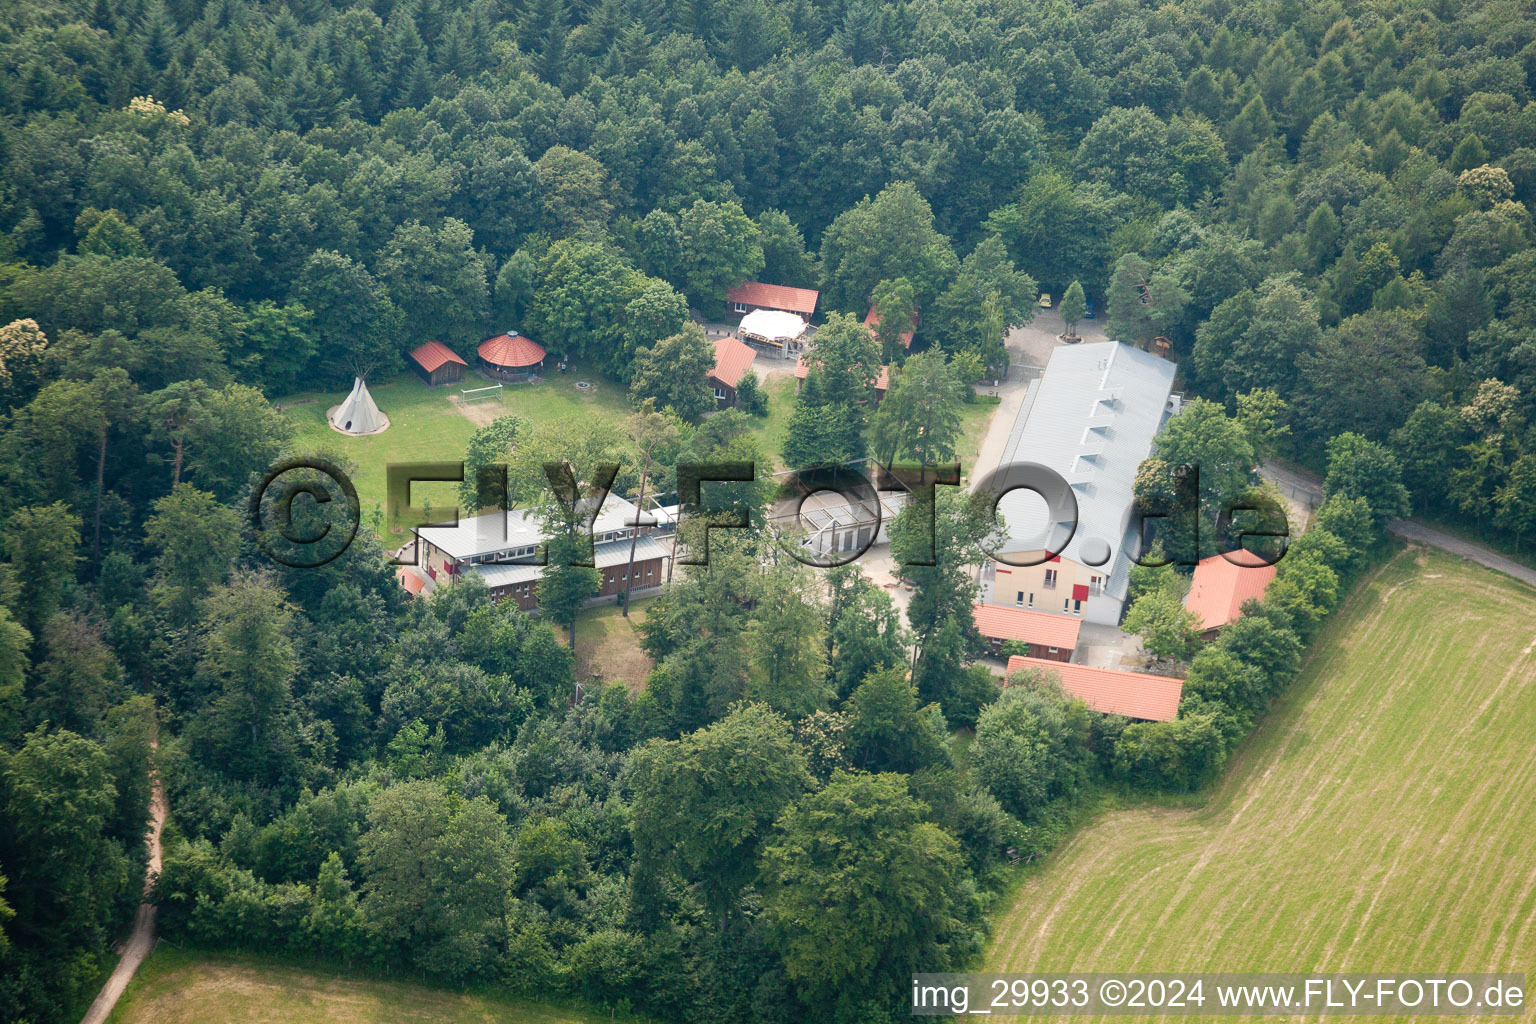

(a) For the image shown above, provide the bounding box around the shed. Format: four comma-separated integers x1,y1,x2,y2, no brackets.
864,307,916,350
726,281,819,318
1005,655,1184,722
1184,553,1278,639
708,336,756,406
408,341,467,386
794,354,889,403
478,331,546,381
973,603,1081,661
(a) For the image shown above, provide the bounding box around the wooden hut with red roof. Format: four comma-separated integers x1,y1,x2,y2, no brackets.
1183,553,1278,640
477,331,546,382
1005,655,1184,722
793,354,890,405
407,340,468,386
973,603,1080,661
707,336,756,407
725,281,819,318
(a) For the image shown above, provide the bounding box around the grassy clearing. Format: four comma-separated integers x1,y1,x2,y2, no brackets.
278,360,999,525
752,373,799,469
986,547,1536,1014
567,592,658,690
957,395,1000,481
279,363,631,524
106,948,610,1024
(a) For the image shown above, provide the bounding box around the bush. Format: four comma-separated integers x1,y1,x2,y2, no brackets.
735,368,768,415
972,673,1094,822
1113,713,1226,790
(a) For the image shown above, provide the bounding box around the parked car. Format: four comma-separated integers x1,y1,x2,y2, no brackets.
1083,299,1095,318
1038,292,1052,308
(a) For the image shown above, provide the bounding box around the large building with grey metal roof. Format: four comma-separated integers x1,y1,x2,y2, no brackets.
982,341,1178,628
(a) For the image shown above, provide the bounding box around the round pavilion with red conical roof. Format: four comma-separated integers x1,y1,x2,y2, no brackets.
477,330,547,381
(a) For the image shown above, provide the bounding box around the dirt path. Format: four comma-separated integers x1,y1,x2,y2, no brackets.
79,749,165,1024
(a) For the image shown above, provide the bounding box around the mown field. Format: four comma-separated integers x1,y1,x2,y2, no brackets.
106,949,612,1024
987,546,1536,1016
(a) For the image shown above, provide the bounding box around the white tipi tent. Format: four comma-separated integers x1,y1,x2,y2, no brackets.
330,377,387,435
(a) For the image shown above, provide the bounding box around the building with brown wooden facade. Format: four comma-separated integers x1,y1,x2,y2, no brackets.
398,494,669,610
407,340,468,386
707,336,756,407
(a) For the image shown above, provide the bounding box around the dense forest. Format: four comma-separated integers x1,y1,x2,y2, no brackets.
1,0,1533,1019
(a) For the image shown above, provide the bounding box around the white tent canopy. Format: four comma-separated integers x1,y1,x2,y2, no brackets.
330,377,387,435
738,309,808,346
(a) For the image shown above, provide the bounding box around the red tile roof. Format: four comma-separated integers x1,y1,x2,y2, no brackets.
1184,553,1278,633
864,308,915,349
1006,655,1184,722
794,355,890,392
973,603,1082,650
408,340,467,373
478,332,547,368
726,281,819,316
709,336,756,389
399,571,426,595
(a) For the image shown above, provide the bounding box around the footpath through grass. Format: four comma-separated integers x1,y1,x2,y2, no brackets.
986,547,1536,1009
107,948,613,1024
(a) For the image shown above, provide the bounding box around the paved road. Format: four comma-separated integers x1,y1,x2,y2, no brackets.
1386,519,1536,589
968,310,1099,487
1258,463,1536,591
80,751,165,1024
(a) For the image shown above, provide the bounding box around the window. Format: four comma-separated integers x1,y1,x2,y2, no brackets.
1015,591,1025,606
714,387,727,399
1089,574,1103,596
1048,646,1059,654
1044,568,1058,589
606,576,614,584
1073,599,1082,614
647,568,654,576
1063,597,1071,612
733,301,748,314
1027,592,1034,608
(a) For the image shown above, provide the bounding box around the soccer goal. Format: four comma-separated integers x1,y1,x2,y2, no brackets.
460,383,504,404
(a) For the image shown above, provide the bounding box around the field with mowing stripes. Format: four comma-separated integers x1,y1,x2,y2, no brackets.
987,547,1536,1011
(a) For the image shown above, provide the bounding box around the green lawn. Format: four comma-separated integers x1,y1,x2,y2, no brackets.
753,373,799,468
986,547,1536,1015
957,394,1000,480
276,363,1000,536
279,363,631,529
107,948,614,1024
569,592,659,690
